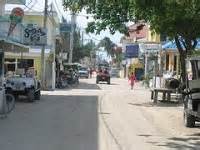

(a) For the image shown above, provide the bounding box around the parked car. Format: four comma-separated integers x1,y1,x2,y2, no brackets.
110,68,120,78
5,76,41,102
78,67,89,78
96,66,111,84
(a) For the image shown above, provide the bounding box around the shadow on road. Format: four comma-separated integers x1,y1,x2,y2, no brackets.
155,136,200,150
139,133,200,150
128,101,183,108
0,94,99,150
73,81,101,90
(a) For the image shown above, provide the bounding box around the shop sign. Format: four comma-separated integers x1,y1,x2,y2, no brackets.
6,0,26,5
60,23,71,33
24,25,47,46
8,7,24,37
144,43,161,51
125,44,139,58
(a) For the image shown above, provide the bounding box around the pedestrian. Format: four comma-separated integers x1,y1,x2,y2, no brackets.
129,72,136,90
89,68,93,78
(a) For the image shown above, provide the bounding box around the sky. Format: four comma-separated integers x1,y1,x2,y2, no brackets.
5,0,123,45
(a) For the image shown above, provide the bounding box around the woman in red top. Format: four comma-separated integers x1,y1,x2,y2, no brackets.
129,72,136,90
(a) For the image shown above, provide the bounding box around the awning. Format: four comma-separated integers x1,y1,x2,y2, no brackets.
0,40,29,53
162,39,200,50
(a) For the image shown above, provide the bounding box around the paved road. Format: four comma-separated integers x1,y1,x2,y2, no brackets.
0,78,200,150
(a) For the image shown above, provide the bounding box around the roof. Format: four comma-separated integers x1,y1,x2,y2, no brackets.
0,40,29,52
162,39,200,50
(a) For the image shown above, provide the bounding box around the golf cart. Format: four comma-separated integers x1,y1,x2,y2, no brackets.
183,57,200,127
63,63,79,85
96,63,111,84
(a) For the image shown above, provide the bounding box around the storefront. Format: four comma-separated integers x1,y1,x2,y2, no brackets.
0,40,29,84
162,40,200,77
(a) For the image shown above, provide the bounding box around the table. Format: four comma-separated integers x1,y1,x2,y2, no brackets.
151,88,175,103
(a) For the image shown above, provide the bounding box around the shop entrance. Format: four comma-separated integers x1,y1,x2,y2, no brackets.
4,58,34,76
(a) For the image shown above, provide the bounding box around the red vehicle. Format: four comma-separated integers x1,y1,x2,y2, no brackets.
96,67,110,84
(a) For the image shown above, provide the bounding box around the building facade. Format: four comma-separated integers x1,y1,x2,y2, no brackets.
4,2,60,90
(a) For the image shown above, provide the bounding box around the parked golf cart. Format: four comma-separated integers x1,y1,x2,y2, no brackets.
63,63,79,85
183,57,200,127
5,76,41,102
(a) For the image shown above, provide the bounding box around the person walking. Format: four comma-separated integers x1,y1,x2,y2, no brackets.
89,68,93,78
129,72,136,90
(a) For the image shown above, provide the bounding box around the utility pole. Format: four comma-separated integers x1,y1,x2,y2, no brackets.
82,30,84,46
41,0,48,89
144,52,148,79
68,12,76,63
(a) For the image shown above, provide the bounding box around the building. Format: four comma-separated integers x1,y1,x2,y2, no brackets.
121,22,161,78
5,2,60,90
162,40,200,76
0,0,29,85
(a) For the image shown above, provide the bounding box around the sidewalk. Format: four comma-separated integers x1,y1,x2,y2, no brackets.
100,78,200,149
129,81,199,137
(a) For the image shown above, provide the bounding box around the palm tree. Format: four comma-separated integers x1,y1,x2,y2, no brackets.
98,37,115,57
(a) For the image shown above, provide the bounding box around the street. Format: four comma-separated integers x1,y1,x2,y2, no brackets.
0,78,200,150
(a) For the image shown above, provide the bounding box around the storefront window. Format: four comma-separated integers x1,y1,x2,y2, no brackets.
17,59,34,70
5,58,16,72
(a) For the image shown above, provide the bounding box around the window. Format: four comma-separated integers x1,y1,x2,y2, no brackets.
5,58,16,72
17,59,34,71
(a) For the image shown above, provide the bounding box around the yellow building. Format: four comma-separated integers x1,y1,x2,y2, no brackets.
5,4,60,89
121,22,161,78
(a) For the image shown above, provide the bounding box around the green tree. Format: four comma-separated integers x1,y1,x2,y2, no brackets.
73,29,97,62
98,37,115,57
98,37,122,66
63,0,200,82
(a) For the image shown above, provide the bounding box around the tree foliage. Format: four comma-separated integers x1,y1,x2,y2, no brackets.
98,37,115,57
98,37,122,66
73,29,96,62
63,0,200,81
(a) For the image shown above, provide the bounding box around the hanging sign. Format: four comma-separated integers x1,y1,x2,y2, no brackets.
8,7,24,37
24,24,47,46
125,44,139,58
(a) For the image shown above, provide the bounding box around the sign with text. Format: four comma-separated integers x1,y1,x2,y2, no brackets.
6,0,26,4
60,23,71,33
144,43,160,51
125,44,139,58
24,24,47,46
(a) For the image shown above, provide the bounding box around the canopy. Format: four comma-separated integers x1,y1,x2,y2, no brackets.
0,40,29,53
162,39,200,50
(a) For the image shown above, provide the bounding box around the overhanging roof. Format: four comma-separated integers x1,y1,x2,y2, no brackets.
0,40,29,53
162,39,200,50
